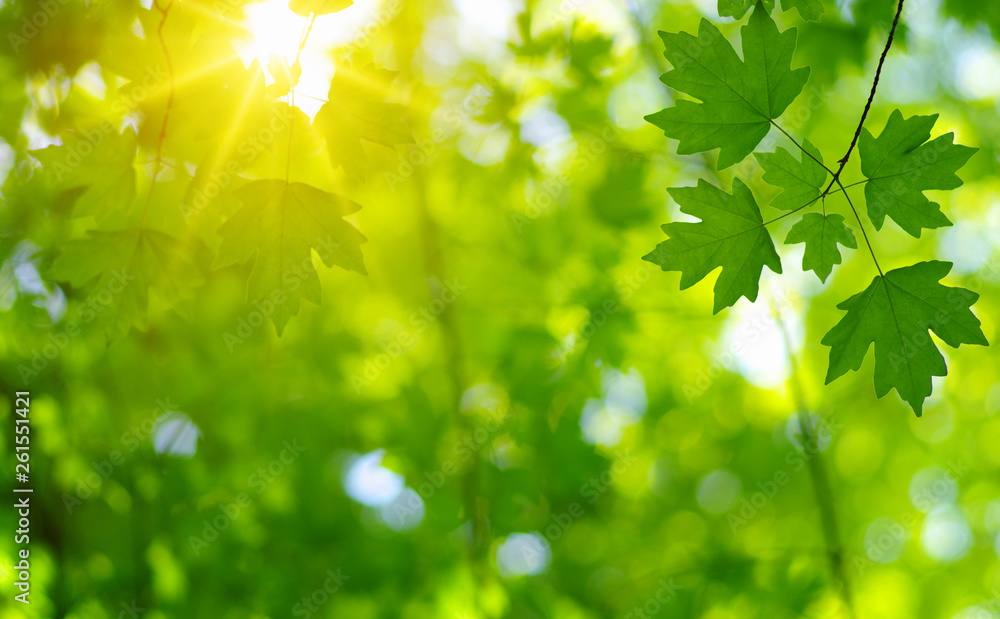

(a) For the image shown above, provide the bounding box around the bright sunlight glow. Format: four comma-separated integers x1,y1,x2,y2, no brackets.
235,0,381,117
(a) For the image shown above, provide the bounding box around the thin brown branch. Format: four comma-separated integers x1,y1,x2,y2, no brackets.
821,0,905,196
141,0,176,229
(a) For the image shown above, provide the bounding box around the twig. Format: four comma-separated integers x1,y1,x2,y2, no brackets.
140,0,176,229
767,0,904,278
821,0,905,196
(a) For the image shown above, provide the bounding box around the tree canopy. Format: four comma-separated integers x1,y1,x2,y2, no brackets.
1,0,1000,617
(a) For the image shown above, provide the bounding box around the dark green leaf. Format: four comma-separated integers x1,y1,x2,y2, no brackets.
215,180,367,335
31,128,137,220
314,65,412,181
718,0,774,19
49,228,204,339
782,0,824,21
643,178,782,313
755,139,827,211
822,261,987,415
784,212,856,282
646,3,810,168
859,109,978,237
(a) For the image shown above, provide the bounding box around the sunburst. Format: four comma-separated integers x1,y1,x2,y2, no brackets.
236,0,383,116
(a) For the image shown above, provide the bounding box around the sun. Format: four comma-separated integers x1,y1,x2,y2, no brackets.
237,0,382,115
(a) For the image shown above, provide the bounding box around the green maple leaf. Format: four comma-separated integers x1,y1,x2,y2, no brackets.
719,0,822,20
784,213,857,283
215,180,367,336
31,127,137,220
822,261,987,415
49,228,204,340
718,0,774,18
643,179,782,313
755,139,827,211
781,0,824,21
859,109,978,238
288,0,352,17
646,2,809,169
314,65,413,181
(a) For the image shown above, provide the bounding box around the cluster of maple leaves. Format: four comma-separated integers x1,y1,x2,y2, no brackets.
643,1,987,415
29,2,411,339
26,0,987,415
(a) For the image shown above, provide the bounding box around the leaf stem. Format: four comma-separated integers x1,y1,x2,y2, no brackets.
770,121,836,177
285,14,316,185
757,176,884,274
768,0,903,278
761,194,823,227
836,180,884,276
289,90,327,103
759,181,865,228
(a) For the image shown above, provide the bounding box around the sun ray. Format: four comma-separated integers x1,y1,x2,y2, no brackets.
233,0,386,117
172,59,268,252
197,60,268,183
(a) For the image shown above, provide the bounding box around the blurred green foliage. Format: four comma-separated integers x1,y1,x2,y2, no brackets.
0,0,999,618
